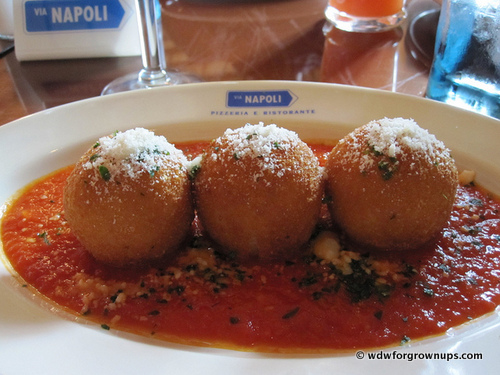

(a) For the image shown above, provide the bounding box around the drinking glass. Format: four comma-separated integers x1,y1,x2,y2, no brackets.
325,0,407,32
426,0,500,119
102,0,200,95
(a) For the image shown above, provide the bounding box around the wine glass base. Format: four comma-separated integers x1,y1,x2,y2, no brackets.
405,8,440,69
101,71,201,95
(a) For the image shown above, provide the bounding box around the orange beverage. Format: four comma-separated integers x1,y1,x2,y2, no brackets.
329,0,404,18
325,0,406,32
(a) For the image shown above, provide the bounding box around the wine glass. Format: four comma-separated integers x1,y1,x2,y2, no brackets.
101,0,200,95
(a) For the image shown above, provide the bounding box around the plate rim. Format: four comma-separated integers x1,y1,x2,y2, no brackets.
1,80,499,374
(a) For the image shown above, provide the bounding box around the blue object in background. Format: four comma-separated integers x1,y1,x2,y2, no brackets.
426,0,500,120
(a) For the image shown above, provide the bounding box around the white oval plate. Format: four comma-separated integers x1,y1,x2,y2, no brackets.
1,81,499,375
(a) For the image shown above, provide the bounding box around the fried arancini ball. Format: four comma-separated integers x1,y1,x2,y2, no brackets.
325,118,458,251
193,123,324,261
63,128,193,266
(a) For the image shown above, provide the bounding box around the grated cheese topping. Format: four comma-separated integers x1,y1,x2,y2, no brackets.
338,118,452,175
82,128,187,184
208,122,312,180
221,122,297,157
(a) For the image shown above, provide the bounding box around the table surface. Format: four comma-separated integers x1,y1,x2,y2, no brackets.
0,0,439,127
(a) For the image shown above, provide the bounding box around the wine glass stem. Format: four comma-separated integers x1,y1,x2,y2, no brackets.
136,0,167,84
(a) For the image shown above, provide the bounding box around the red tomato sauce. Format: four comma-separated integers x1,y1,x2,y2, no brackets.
1,142,500,353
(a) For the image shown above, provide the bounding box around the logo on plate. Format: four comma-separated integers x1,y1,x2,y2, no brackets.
227,90,297,108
